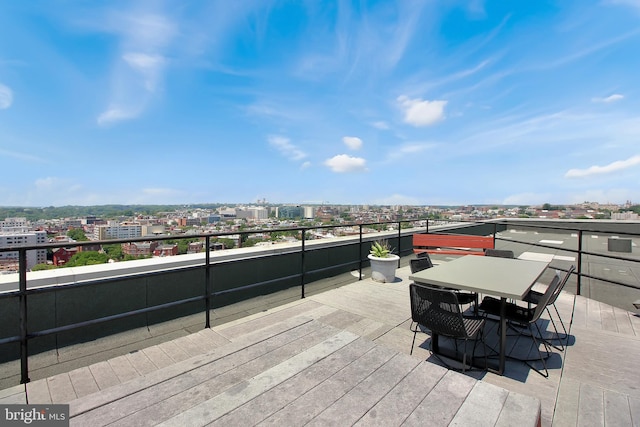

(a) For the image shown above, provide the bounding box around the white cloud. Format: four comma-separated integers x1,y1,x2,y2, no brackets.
96,11,176,126
385,142,435,162
123,52,166,92
34,177,79,191
0,84,13,109
268,135,307,161
565,155,640,178
342,136,363,150
300,161,311,170
592,94,624,103
397,95,447,127
372,121,390,130
324,154,367,173
608,0,640,11
97,106,139,126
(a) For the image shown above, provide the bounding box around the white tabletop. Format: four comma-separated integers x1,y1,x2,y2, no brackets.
409,255,549,300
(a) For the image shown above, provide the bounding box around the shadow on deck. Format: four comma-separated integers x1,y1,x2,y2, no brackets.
1,263,639,426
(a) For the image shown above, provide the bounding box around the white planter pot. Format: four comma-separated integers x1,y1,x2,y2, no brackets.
368,254,400,283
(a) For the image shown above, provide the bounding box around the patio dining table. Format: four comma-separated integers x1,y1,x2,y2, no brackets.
409,255,550,375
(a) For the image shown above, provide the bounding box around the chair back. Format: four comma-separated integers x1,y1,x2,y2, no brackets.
547,265,576,305
485,249,514,258
530,273,561,323
410,257,433,273
410,284,468,338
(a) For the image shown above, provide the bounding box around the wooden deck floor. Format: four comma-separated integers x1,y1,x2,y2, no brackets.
1,264,639,426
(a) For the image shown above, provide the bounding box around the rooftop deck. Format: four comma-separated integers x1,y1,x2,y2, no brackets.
1,261,639,426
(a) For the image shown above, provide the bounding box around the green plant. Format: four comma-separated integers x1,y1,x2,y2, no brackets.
370,240,394,258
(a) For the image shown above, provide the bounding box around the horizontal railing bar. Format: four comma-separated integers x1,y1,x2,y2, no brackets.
0,264,206,300
31,295,205,337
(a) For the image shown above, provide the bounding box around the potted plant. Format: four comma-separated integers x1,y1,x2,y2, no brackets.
368,240,400,283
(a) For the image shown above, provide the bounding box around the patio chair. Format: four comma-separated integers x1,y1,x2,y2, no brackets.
479,273,561,377
485,249,515,258
523,265,576,351
409,284,488,372
410,255,478,311
410,256,433,273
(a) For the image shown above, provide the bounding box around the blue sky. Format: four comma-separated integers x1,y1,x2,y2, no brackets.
1,1,640,207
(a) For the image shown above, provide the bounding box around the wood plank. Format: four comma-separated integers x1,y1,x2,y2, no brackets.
306,353,420,426
67,366,99,398
126,349,158,376
353,360,448,427
192,327,231,349
69,316,317,418
552,378,580,427
495,392,541,427
600,304,618,333
449,381,509,427
586,298,603,331
604,389,633,426
171,335,206,358
108,355,140,383
140,345,173,370
629,394,640,427
0,384,26,404
577,382,604,427
258,344,397,426
612,306,634,336
402,370,476,426
156,340,190,363
629,308,640,337
215,299,324,339
88,361,120,390
72,321,334,426
25,378,52,404
156,330,359,427
210,338,377,427
47,372,76,403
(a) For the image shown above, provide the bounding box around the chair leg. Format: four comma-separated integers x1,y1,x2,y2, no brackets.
544,307,565,352
525,323,550,378
552,304,569,345
410,322,418,355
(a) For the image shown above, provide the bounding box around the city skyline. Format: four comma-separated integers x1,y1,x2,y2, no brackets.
1,1,640,207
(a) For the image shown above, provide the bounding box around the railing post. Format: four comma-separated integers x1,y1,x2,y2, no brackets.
358,224,363,280
205,235,211,328
493,222,497,247
301,229,306,298
397,221,401,268
577,230,583,295
19,248,30,384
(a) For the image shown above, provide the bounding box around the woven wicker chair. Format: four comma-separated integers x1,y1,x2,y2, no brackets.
410,284,488,372
410,255,477,310
485,249,515,258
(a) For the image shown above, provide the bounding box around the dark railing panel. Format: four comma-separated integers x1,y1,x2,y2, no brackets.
1,217,639,386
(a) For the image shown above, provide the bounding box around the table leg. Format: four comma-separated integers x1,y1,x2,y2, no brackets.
432,333,440,353
499,297,506,375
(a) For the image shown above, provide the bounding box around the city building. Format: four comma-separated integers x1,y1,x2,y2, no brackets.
0,229,47,271
93,223,142,240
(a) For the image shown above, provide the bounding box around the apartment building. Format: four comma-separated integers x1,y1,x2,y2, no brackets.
0,230,47,271
93,223,142,240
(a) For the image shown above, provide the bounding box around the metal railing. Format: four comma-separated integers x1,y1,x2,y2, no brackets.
489,220,640,295
1,217,639,384
0,218,426,384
